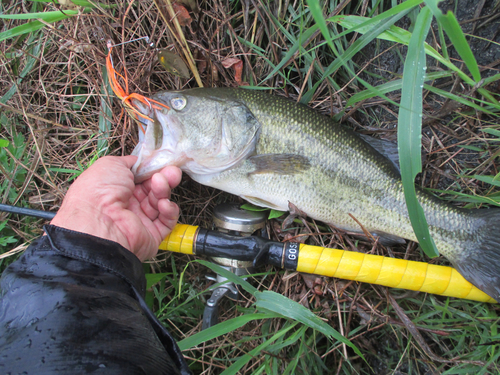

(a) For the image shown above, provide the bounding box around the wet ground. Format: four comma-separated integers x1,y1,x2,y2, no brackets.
354,0,500,194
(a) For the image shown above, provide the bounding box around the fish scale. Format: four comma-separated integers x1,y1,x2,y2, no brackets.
131,87,500,301
229,89,421,234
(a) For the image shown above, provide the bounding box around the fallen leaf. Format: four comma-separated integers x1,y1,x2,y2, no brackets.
193,49,207,74
58,39,93,53
172,2,192,27
176,0,199,13
222,57,248,86
211,64,219,82
197,59,207,74
221,57,241,69
222,57,247,86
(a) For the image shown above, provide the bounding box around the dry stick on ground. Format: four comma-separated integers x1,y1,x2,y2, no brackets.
13,138,42,206
2,147,58,193
387,291,487,367
0,102,75,130
155,0,203,87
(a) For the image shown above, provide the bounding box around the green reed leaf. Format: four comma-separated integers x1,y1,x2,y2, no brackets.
398,6,438,258
425,0,481,82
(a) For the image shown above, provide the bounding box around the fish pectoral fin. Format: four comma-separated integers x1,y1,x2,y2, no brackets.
242,195,282,210
247,154,311,176
282,201,307,229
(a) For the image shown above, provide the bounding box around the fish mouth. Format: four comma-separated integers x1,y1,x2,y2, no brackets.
130,100,181,183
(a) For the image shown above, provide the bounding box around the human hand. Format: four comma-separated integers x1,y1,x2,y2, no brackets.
50,155,182,261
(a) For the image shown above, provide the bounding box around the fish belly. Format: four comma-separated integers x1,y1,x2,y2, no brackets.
191,150,474,266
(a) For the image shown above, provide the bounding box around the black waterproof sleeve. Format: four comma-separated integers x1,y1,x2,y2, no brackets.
0,225,192,375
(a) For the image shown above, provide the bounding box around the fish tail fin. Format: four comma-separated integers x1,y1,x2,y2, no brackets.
452,208,500,302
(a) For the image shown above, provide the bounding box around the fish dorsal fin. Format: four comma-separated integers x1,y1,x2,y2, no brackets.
248,154,311,175
357,134,400,173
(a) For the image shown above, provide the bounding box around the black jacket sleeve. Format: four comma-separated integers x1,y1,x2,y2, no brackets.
0,225,192,375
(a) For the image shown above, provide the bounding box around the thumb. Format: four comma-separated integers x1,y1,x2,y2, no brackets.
121,155,138,169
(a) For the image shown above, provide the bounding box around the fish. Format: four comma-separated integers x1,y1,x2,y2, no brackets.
130,87,500,301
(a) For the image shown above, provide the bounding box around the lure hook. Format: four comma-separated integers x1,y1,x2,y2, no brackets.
105,38,170,134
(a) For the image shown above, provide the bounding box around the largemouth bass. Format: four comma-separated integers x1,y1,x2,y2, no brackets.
131,88,500,301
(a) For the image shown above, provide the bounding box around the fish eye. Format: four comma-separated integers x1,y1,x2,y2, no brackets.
171,96,187,111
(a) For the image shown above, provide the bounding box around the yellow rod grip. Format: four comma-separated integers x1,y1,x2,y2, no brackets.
159,224,198,254
157,224,495,303
297,244,496,303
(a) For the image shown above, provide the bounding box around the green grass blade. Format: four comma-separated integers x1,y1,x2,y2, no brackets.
483,73,500,86
473,174,500,188
27,0,113,7
425,0,481,82
145,273,168,289
329,0,424,40
220,322,299,375
482,128,500,138
260,24,319,83
347,71,451,106
1,37,42,104
177,312,282,350
48,168,82,174
195,261,362,359
268,209,285,219
261,8,343,93
333,15,471,84
197,260,257,294
334,13,500,108
398,6,438,258
0,10,79,20
427,188,500,207
424,84,496,115
0,15,66,42
97,65,112,154
303,0,409,104
264,325,307,351
255,290,363,358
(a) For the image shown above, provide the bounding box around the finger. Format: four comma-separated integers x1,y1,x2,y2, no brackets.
130,185,160,222
156,199,180,233
91,155,137,172
140,192,161,221
143,173,171,214
128,194,144,217
132,174,155,203
120,155,138,169
133,183,149,203
159,166,182,189
140,173,175,220
137,175,153,193
151,172,172,201
135,166,180,200
133,170,166,203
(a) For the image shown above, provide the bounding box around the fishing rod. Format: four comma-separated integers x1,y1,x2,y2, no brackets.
1,203,496,304
162,224,496,304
